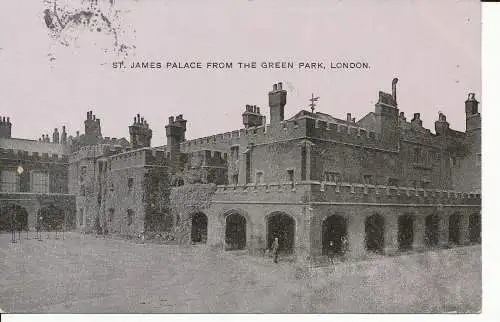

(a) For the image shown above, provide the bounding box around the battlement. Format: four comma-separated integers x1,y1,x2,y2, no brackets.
70,144,110,162
187,149,228,168
181,116,384,153
213,181,481,205
109,147,172,169
0,147,69,163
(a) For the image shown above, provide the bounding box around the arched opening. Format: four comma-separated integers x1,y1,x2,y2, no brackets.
38,205,65,231
225,213,246,250
449,213,461,245
469,213,481,244
0,204,29,231
191,212,208,244
267,212,295,254
365,214,384,254
322,215,348,257
398,214,414,251
425,214,440,247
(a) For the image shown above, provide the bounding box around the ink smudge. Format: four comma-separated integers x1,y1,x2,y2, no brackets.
43,0,136,64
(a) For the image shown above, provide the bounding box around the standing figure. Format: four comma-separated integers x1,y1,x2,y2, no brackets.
341,236,348,258
271,237,279,264
10,213,17,243
37,215,43,240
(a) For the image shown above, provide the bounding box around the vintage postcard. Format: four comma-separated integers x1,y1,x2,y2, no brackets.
0,0,482,314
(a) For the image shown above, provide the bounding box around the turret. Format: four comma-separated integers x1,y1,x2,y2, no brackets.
165,114,188,171
129,113,153,149
465,93,480,132
268,82,287,124
52,128,60,144
84,110,103,145
434,112,450,136
0,116,12,139
165,114,187,146
242,104,265,128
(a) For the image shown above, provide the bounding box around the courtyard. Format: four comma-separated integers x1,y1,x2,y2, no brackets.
0,232,481,313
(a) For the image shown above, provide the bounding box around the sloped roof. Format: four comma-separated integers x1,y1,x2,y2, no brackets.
0,137,70,155
288,110,351,125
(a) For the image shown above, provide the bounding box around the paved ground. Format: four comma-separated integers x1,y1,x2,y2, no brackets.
0,232,481,313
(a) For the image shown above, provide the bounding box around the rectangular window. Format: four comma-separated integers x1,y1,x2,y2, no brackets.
287,169,295,188
31,171,49,194
476,154,481,166
1,170,19,192
301,146,307,181
127,209,134,226
80,166,87,182
79,209,84,226
414,148,422,163
256,171,263,184
245,152,251,184
108,208,115,223
128,178,134,190
231,146,239,160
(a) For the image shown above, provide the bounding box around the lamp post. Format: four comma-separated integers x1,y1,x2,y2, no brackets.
10,211,16,243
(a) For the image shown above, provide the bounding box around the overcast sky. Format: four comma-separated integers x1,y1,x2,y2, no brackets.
0,0,481,147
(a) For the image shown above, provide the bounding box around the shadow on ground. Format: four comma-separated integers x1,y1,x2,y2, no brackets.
0,233,481,313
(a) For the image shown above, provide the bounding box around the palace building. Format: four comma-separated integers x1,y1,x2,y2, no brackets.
0,79,481,260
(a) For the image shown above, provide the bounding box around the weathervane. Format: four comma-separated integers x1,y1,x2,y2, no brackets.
309,93,320,113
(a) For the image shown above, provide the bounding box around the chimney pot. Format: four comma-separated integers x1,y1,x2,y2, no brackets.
273,84,277,91
278,82,283,90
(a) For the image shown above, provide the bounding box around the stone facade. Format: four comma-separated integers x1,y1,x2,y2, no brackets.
173,79,481,260
0,122,75,231
0,78,481,262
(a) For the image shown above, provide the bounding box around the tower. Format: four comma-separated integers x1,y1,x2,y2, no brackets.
165,114,187,171
268,82,287,124
374,78,400,147
0,116,12,139
165,114,187,146
242,105,265,128
129,113,153,149
465,93,480,132
84,111,103,145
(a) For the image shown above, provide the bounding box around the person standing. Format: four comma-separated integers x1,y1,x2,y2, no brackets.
271,237,279,264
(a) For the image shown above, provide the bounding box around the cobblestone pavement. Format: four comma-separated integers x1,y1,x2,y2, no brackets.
0,232,481,313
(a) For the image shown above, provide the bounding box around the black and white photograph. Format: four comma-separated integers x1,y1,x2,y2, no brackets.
0,0,488,316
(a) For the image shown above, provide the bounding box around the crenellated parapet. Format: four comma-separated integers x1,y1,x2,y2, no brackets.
213,181,481,206
181,116,382,154
0,147,69,163
109,147,172,169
